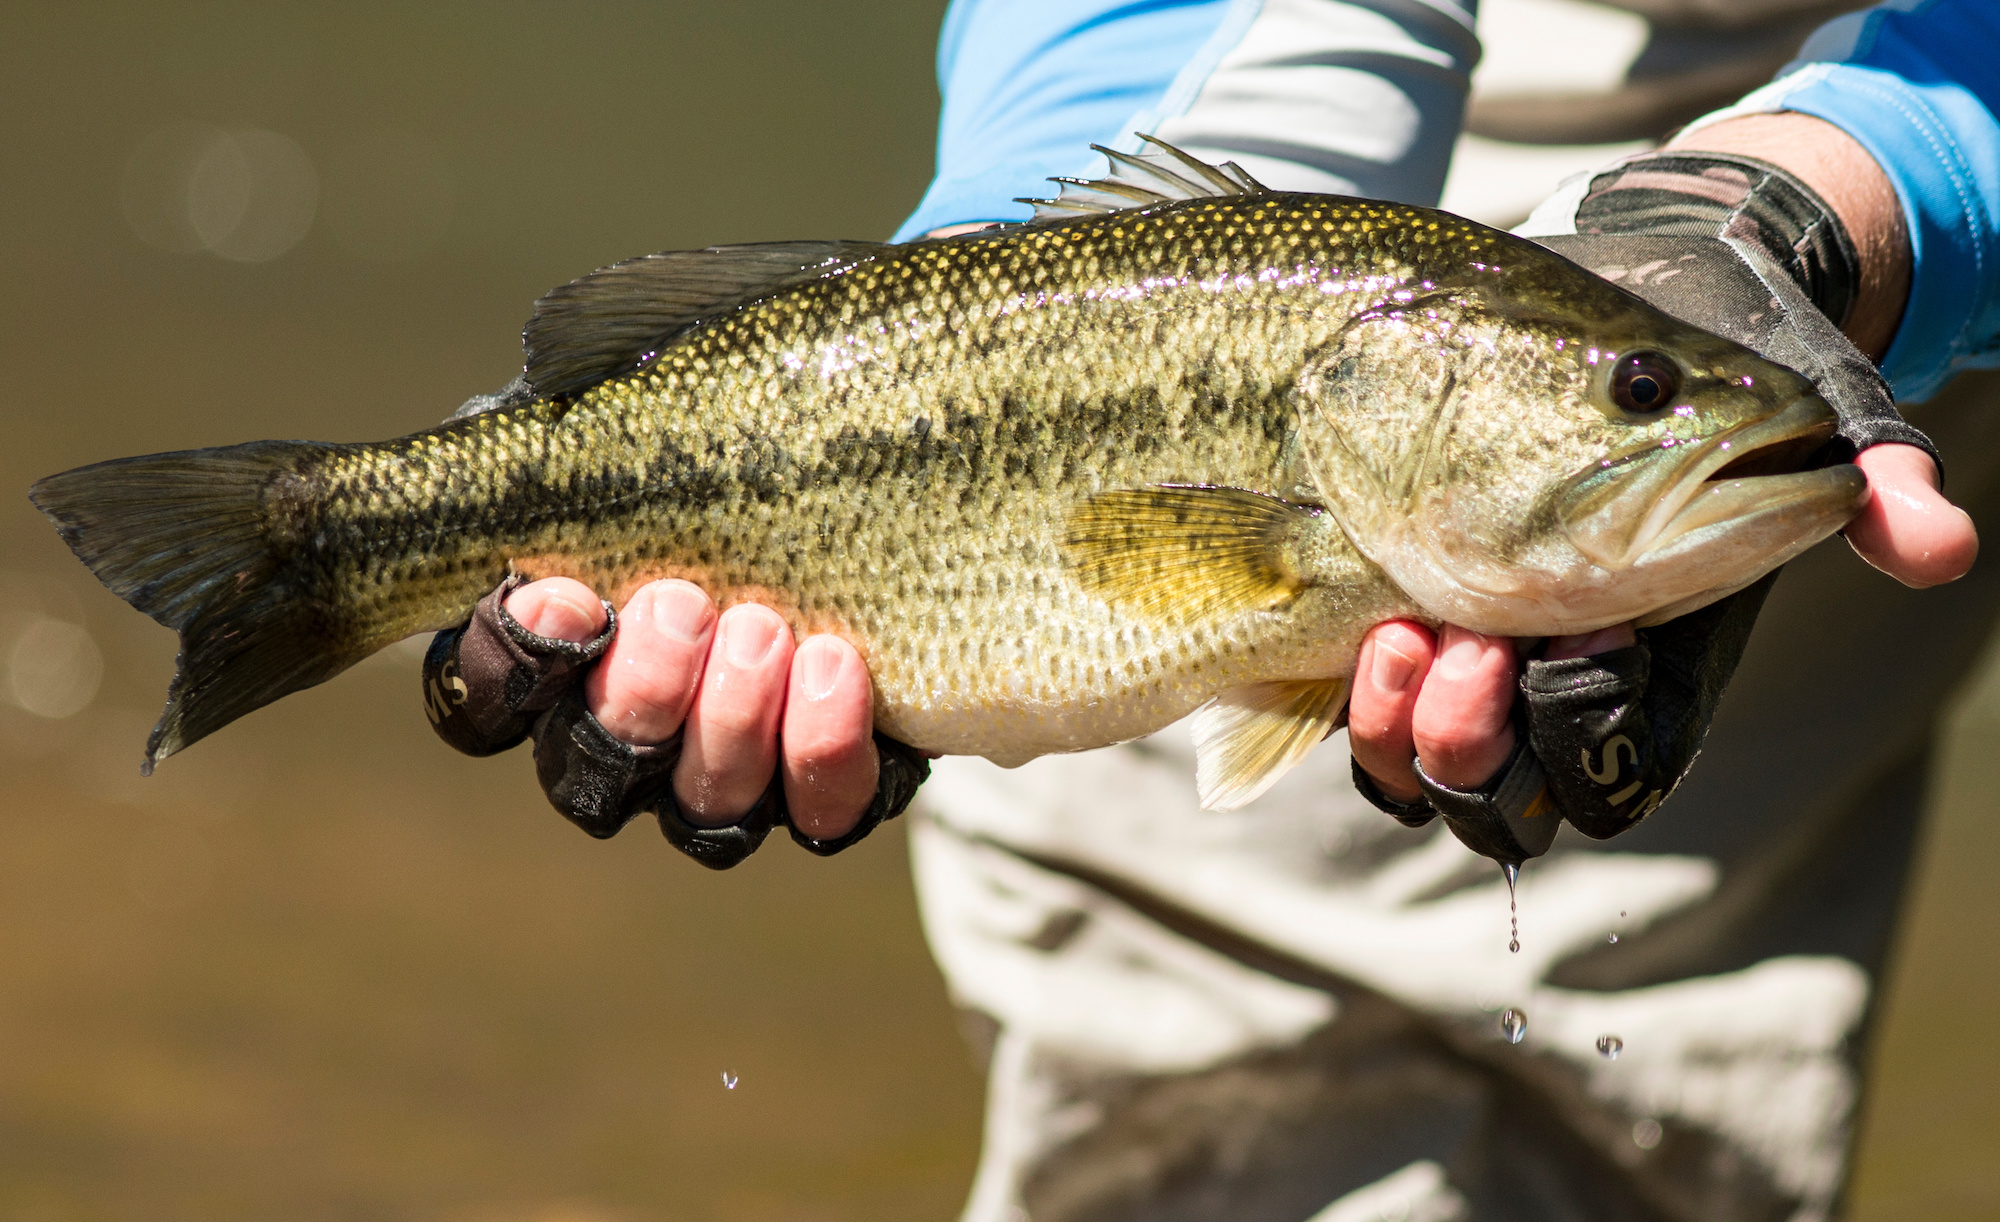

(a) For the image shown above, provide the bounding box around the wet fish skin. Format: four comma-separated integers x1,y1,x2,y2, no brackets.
31,172,1864,806
302,198,1429,759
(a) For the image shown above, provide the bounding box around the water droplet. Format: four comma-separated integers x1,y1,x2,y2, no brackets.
1501,861,1521,953
1619,910,1627,918
1596,1034,1623,1060
1632,1118,1663,1149
721,1072,738,1090
1500,1008,1527,1044
1607,932,1619,944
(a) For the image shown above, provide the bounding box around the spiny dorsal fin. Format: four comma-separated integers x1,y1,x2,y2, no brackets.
1017,134,1269,222
1194,678,1351,810
1062,485,1317,623
522,240,885,399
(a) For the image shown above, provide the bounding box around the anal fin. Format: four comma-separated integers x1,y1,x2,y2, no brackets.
1193,677,1351,811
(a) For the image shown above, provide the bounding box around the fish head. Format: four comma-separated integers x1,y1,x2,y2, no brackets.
1298,252,1866,635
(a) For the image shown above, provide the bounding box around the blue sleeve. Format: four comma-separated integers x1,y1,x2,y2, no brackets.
894,0,1249,242
1693,0,2000,403
893,0,1479,243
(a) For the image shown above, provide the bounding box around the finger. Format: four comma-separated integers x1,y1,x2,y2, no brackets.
503,577,606,643
674,603,795,826
1347,621,1437,802
781,635,878,841
1411,625,1518,791
1847,444,1978,588
1544,621,1637,661
585,579,716,745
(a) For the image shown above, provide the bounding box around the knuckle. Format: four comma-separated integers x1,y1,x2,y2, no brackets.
702,703,773,740
601,657,696,719
787,729,873,774
1345,711,1398,748
1412,723,1482,763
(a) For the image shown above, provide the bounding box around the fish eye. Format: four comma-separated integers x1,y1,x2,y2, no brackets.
1609,351,1681,415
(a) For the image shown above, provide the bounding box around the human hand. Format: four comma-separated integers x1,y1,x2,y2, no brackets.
422,576,930,868
1348,116,1974,856
516,577,879,835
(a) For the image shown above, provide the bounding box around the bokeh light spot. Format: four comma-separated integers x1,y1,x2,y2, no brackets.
121,123,318,262
8,617,103,720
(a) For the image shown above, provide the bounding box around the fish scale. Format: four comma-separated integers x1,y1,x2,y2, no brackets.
31,142,1863,809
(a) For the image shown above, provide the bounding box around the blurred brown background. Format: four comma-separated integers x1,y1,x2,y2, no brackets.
0,3,1991,1220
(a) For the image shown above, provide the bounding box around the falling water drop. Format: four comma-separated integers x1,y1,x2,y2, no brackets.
1596,1034,1623,1060
721,1072,738,1090
1502,861,1521,953
1500,1008,1527,1044
1607,932,1619,944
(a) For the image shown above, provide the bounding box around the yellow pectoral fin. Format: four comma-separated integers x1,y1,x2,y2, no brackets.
1192,676,1351,811
1061,485,1318,624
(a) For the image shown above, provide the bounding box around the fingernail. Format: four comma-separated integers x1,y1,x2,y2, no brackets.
652,581,714,644
1435,629,1488,680
799,638,844,699
517,593,595,643
721,608,784,667
1369,640,1418,694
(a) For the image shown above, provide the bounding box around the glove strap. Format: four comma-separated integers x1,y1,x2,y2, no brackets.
533,687,930,870
657,776,788,870
1351,757,1438,829
423,575,616,757
532,687,678,839
785,732,934,857
1574,150,1860,328
1413,734,1560,865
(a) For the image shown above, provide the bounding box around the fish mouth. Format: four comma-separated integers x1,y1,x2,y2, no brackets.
1561,395,1858,569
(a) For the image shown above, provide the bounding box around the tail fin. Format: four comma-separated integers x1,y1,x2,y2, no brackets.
30,440,357,773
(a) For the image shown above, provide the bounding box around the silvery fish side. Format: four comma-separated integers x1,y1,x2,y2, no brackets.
30,140,1865,810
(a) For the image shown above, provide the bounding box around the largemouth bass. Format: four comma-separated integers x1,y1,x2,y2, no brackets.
32,141,1865,808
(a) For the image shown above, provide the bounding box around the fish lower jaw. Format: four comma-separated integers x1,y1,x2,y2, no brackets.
1576,394,1843,569
1625,464,1866,624
1376,462,1863,636
1641,463,1865,558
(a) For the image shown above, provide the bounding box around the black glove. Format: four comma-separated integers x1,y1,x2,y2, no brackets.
1355,150,1939,860
422,578,930,869
1532,149,1934,463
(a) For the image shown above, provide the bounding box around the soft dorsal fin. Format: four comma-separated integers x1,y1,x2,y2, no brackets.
1017,134,1269,222
1062,485,1318,623
522,240,885,398
1193,678,1351,810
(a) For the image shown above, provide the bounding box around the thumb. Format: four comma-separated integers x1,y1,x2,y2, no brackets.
504,577,609,643
1846,444,1977,587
